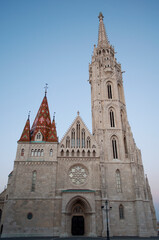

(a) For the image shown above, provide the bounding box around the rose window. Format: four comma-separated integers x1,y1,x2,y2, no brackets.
69,165,88,185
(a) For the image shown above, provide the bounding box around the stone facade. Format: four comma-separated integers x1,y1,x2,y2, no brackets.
0,13,157,238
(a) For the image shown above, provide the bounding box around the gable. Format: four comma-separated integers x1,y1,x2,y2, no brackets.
58,115,99,157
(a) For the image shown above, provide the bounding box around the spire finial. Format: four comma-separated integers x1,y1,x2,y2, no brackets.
44,83,48,96
77,111,80,116
53,112,56,121
98,12,104,21
28,111,31,120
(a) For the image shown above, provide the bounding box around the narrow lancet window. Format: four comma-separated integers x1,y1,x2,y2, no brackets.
82,129,85,148
76,121,80,148
116,169,122,193
38,149,41,157
119,204,124,219
112,138,118,159
31,149,34,157
124,136,128,156
107,84,112,99
66,150,69,157
49,149,53,157
87,137,91,148
31,171,37,192
41,149,44,157
71,129,75,148
110,110,115,127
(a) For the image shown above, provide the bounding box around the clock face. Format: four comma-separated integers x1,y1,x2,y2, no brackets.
69,165,88,185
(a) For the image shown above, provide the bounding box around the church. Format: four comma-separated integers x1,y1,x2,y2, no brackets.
0,13,157,237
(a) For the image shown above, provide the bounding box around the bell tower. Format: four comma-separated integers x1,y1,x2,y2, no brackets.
89,12,127,161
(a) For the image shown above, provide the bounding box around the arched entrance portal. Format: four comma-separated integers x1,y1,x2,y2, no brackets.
65,196,92,236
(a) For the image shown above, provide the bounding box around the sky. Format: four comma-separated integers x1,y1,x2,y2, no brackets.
0,0,159,221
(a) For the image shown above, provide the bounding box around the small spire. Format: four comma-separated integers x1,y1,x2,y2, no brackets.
77,111,80,116
53,112,56,121
28,111,31,120
98,12,109,47
44,83,48,96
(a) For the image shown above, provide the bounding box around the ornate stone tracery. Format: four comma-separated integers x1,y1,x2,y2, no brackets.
69,165,88,185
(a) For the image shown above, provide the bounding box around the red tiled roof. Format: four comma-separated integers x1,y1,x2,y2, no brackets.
30,96,52,141
47,118,58,142
18,118,30,142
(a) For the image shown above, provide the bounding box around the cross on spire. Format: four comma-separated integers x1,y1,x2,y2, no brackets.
44,83,48,96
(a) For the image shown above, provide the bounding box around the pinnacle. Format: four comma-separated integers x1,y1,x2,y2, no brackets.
98,12,109,47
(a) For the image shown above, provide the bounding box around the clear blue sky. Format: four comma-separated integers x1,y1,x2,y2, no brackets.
0,0,159,220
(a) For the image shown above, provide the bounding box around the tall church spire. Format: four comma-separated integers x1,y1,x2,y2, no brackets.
98,12,109,47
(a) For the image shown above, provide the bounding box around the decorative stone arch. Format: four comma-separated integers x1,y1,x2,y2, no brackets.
65,195,92,214
61,195,96,237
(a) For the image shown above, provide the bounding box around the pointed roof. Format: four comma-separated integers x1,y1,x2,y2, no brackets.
30,95,52,141
47,117,58,142
18,117,30,142
98,12,109,47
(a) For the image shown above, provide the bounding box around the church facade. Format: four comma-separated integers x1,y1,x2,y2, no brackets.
0,13,157,237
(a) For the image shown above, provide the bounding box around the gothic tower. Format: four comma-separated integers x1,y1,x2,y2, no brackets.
89,12,157,237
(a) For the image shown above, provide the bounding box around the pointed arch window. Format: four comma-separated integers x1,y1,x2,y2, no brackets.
31,170,37,192
93,150,96,157
87,137,91,148
112,138,118,159
66,136,70,148
124,136,128,156
21,148,24,156
34,149,37,157
49,149,53,157
77,149,80,157
41,149,44,157
119,204,124,219
66,150,69,157
38,149,41,157
82,129,85,148
31,149,34,157
71,150,74,157
87,150,90,157
116,169,122,193
82,150,85,157
107,83,112,99
76,121,80,148
61,149,64,157
36,132,43,141
71,129,75,148
110,109,115,127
